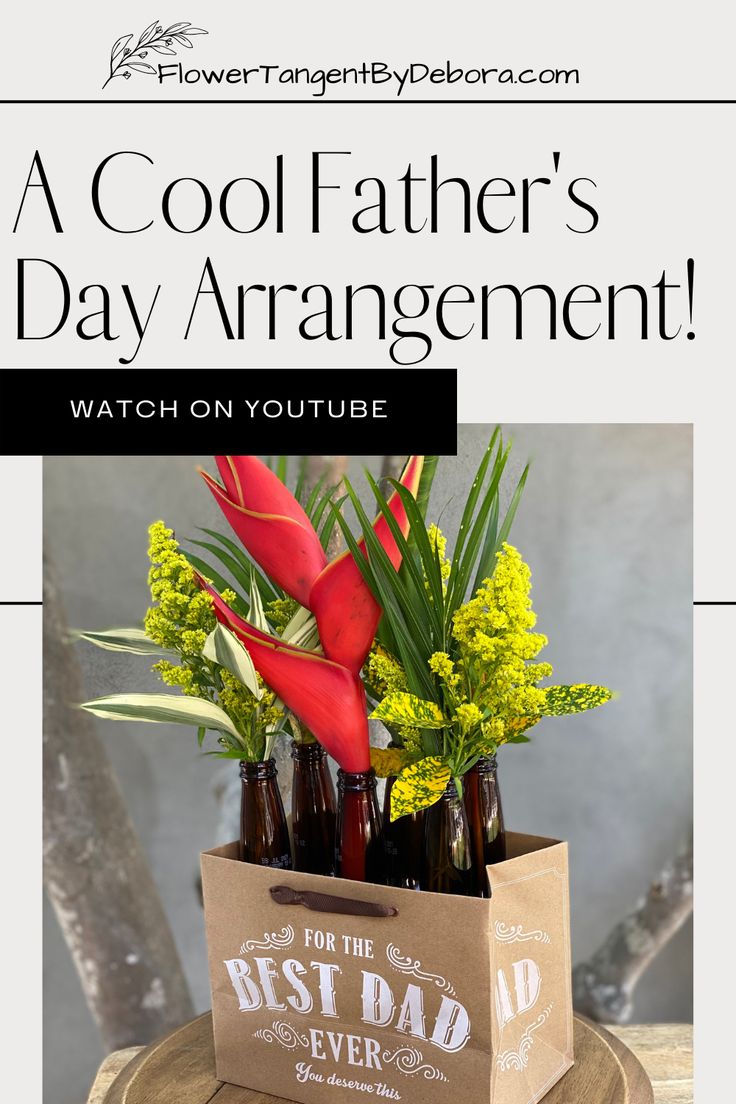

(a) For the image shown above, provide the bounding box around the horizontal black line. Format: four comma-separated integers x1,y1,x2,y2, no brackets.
0,99,734,106
0,601,43,606
693,601,736,606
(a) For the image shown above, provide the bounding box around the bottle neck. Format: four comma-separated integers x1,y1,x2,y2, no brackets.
291,740,327,764
442,778,460,801
474,754,498,775
338,768,377,794
335,769,382,883
240,758,277,782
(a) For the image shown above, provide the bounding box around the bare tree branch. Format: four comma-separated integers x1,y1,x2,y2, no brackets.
43,553,195,1049
380,455,406,492
305,455,349,489
572,834,693,1023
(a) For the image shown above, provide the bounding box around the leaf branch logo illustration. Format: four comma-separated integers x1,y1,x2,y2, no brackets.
103,19,208,89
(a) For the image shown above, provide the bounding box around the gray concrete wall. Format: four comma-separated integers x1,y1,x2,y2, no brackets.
43,426,692,1104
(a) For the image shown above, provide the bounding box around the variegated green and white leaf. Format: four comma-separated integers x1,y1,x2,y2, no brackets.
247,566,271,632
264,722,289,761
371,692,446,730
281,605,321,651
72,627,168,655
202,624,262,699
80,693,244,744
390,756,450,821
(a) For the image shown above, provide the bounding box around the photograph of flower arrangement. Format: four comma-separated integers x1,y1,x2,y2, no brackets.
75,441,611,892
43,427,692,1104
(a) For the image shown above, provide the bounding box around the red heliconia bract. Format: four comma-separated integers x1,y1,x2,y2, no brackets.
309,454,423,674
200,461,327,607
199,579,371,772
200,454,424,674
215,456,317,527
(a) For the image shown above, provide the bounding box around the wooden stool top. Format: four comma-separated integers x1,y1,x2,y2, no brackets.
91,1013,693,1104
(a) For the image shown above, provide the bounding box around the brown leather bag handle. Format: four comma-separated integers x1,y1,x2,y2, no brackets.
270,885,398,917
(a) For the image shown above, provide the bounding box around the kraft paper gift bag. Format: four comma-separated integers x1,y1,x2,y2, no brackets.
201,831,573,1104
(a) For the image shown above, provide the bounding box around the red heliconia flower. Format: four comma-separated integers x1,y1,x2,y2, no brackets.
200,578,371,772
200,455,424,674
200,456,327,607
198,454,424,770
309,455,423,674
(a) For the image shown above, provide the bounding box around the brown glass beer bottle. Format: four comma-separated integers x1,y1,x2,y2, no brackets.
239,759,292,869
291,739,337,875
335,769,384,883
422,778,474,895
465,754,506,896
383,775,424,889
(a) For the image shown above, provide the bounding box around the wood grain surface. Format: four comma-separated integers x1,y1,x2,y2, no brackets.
88,1014,693,1104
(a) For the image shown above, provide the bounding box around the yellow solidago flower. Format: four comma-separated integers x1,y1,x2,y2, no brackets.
218,669,273,731
480,717,505,747
136,520,294,761
526,662,554,682
454,702,483,734
398,726,424,755
453,542,545,646
427,525,452,587
152,660,198,695
370,535,613,795
429,651,461,689
145,522,217,651
365,646,408,696
266,597,298,632
181,629,208,655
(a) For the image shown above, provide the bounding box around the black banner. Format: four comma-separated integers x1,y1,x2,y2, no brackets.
0,368,457,455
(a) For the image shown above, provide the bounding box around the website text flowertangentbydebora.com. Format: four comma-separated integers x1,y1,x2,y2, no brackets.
155,61,581,96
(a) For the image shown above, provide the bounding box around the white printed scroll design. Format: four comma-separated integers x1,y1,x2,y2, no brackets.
496,1004,554,1071
386,943,457,996
240,925,295,953
253,1020,309,1050
494,921,551,946
383,1045,449,1082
